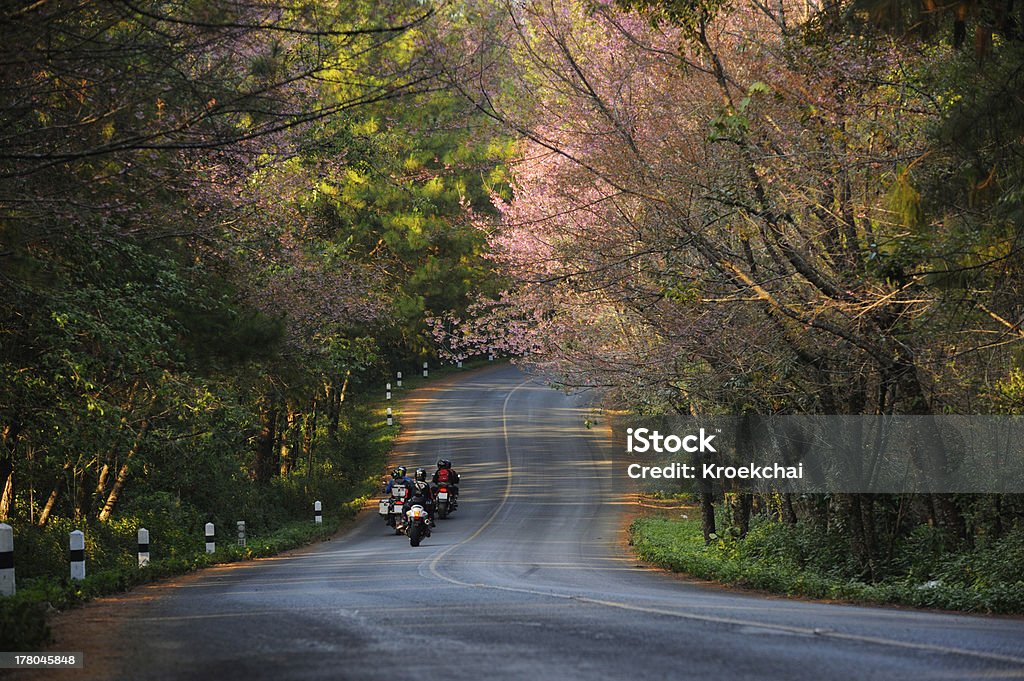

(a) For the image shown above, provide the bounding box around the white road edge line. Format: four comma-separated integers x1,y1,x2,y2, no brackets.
423,377,1024,668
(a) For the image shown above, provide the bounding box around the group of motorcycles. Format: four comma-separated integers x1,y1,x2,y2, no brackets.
378,462,459,547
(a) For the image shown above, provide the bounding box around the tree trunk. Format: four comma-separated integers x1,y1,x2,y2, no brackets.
848,494,871,580
896,357,968,542
732,492,753,538
37,462,71,526
303,399,317,482
859,493,879,582
0,466,11,521
701,487,716,544
783,492,798,525
0,423,19,521
279,407,297,476
327,370,350,437
93,462,111,515
255,397,279,483
73,466,85,521
98,416,151,521
699,457,717,544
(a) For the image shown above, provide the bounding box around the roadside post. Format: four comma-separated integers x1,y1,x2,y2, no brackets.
0,523,14,595
138,528,150,567
69,530,85,581
205,523,215,553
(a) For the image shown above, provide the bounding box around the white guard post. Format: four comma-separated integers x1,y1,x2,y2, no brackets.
69,530,85,580
0,523,14,595
138,527,150,567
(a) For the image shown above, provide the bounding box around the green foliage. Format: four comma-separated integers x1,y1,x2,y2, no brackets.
0,594,52,651
0,0,511,654
615,0,731,30
302,87,515,358
886,169,926,231
630,516,1024,613
708,81,770,142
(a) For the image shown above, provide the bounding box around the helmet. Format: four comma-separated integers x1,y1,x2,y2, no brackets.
391,468,402,479
415,468,426,481
436,459,451,470
396,465,407,478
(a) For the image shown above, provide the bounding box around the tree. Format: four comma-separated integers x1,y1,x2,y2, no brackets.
438,0,1024,554
0,0,444,522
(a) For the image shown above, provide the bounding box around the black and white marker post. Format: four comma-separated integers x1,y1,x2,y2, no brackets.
138,528,150,567
205,522,215,554
386,383,391,401
386,407,393,426
396,371,402,388
423,361,428,378
0,523,14,596
457,359,462,369
69,530,85,581
314,501,322,525
237,521,246,547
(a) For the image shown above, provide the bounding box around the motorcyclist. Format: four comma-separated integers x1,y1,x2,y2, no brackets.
432,459,460,508
384,466,414,509
384,466,413,494
405,468,435,526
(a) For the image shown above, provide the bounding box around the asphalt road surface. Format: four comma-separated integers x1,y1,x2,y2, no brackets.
24,365,1024,680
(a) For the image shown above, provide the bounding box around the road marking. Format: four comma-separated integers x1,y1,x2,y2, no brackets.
422,376,1024,668
424,376,531,581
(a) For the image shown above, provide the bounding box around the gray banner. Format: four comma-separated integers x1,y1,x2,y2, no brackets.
617,416,1024,493
0,652,84,668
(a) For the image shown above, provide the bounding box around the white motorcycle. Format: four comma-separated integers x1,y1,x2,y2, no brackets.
404,503,431,547
379,483,408,535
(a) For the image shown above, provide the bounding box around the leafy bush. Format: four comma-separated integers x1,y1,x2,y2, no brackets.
0,593,52,650
630,517,1024,613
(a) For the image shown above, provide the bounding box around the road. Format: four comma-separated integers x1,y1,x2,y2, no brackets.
25,365,1024,680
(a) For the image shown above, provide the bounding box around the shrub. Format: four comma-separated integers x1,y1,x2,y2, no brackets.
629,517,1024,613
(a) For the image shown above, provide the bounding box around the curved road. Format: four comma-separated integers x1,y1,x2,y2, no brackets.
28,365,1024,680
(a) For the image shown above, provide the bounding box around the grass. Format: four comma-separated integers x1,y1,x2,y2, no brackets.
630,515,1024,614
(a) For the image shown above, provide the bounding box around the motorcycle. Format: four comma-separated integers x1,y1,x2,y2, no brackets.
434,484,456,519
380,483,408,534
404,503,432,547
